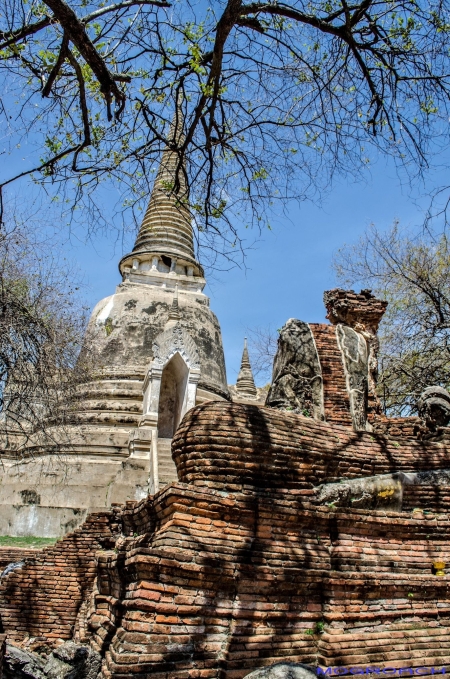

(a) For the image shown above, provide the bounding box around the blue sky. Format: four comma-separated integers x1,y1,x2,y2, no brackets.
2,131,449,387
60,153,446,386
2,0,450,389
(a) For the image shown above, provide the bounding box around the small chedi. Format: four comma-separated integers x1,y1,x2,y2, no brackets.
2,282,450,677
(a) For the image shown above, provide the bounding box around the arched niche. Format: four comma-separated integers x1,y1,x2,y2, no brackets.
140,323,201,431
138,324,201,494
157,352,189,438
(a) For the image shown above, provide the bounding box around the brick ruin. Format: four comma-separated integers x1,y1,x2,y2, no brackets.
1,289,450,678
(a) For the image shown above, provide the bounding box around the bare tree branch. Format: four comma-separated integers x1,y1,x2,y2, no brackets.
42,0,126,119
1,0,449,265
42,31,69,97
333,223,450,414
0,206,91,455
0,17,52,50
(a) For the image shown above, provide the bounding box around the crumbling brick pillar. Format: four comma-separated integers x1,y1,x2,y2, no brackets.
323,288,387,429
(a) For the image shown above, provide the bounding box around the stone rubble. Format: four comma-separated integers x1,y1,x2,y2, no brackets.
243,663,318,678
3,642,101,679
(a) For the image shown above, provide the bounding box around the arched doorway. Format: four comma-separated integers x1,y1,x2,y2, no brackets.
139,326,201,493
157,352,189,438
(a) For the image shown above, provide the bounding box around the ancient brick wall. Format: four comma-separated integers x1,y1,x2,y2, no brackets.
88,487,450,678
402,484,450,512
324,288,388,331
308,324,352,427
0,633,5,679
0,548,41,573
89,484,329,679
173,403,450,491
2,402,450,678
318,573,450,669
84,403,450,678
371,415,424,438
0,511,117,644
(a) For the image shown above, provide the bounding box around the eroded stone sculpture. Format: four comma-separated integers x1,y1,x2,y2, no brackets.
418,385,450,432
335,323,370,431
266,319,324,420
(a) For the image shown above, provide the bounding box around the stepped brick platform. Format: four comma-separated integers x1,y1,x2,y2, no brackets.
1,402,450,678
0,512,118,643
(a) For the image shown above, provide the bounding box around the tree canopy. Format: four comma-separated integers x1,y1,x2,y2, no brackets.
0,211,90,451
334,224,450,415
2,0,450,259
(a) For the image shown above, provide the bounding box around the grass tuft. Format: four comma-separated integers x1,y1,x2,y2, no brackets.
0,536,57,549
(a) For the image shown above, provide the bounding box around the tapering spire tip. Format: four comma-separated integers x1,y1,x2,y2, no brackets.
236,336,257,398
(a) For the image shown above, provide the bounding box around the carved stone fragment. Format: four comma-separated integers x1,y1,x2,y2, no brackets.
3,643,101,679
316,473,404,511
266,319,324,420
418,385,450,431
336,324,370,431
316,467,450,511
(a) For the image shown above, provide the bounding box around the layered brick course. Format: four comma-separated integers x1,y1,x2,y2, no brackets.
0,511,117,643
0,547,41,572
173,403,450,490
88,486,450,678
2,402,450,678
309,324,353,428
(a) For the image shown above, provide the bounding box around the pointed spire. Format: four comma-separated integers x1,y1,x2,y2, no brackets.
129,104,201,272
236,338,257,399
